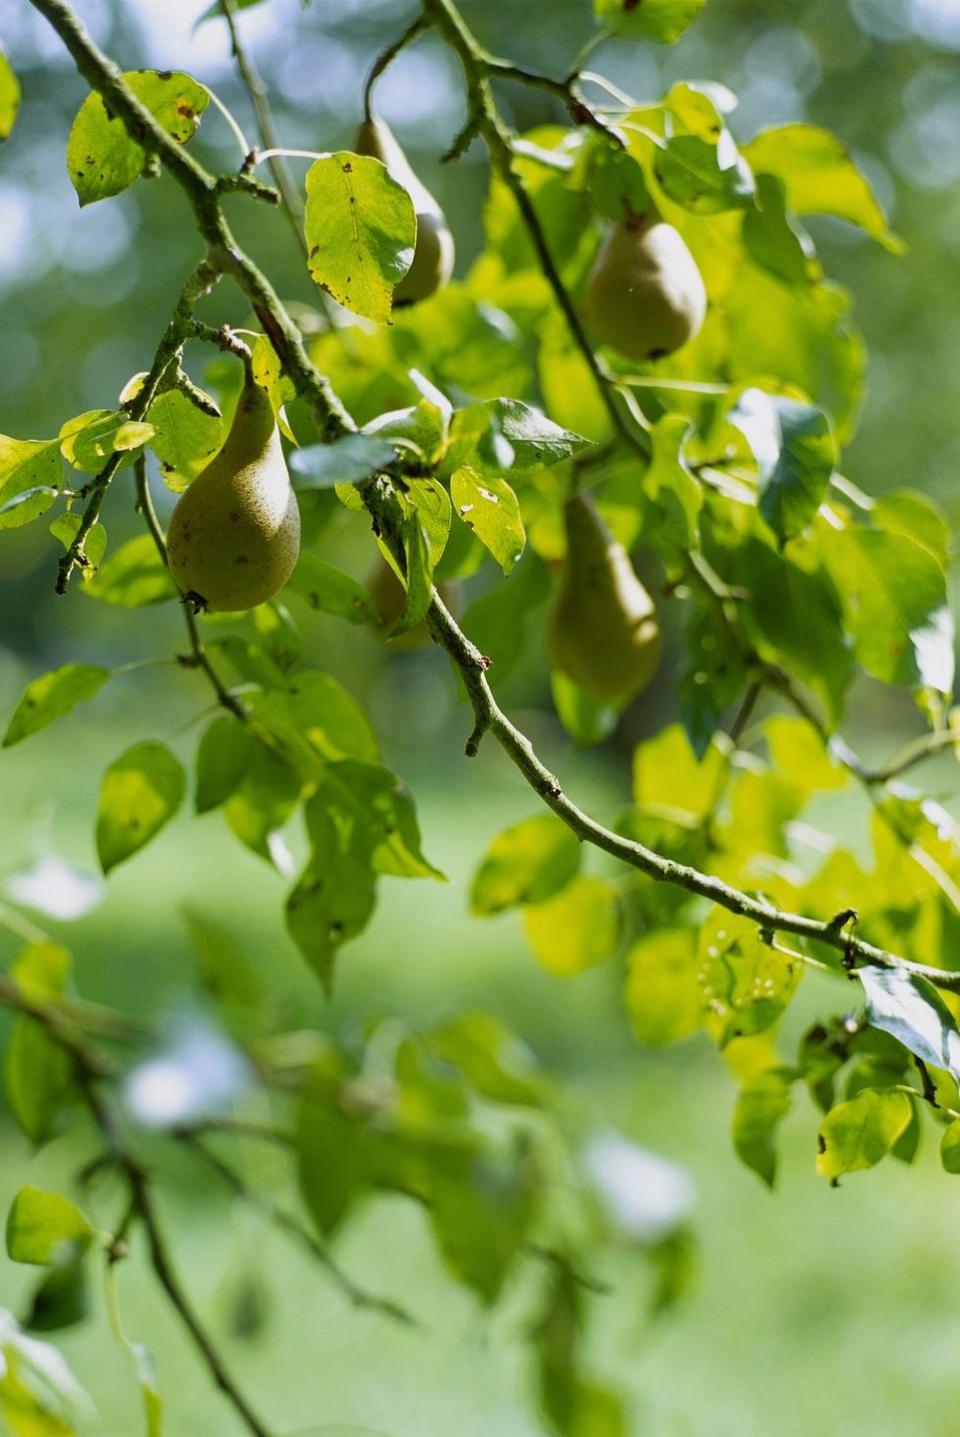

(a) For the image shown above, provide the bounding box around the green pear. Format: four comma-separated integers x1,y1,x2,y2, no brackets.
166,377,300,612
547,493,660,703
354,117,454,306
585,212,706,362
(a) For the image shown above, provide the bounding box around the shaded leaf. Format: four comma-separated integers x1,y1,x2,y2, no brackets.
732,1070,792,1187
3,665,110,748
290,433,395,488
83,534,176,606
728,387,836,542
859,966,960,1084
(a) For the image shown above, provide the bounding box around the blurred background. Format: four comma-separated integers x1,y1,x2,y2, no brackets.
1,0,960,1433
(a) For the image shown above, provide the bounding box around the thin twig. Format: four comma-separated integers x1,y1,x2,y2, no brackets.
363,14,430,123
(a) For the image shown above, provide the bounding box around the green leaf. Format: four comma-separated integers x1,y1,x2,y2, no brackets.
451,466,525,574
429,1014,548,1107
0,50,21,140
83,534,176,606
287,551,376,624
446,399,590,476
633,723,724,824
654,131,754,215
817,1087,912,1179
3,664,110,748
733,1070,793,1188
742,173,818,286
223,737,302,867
625,929,702,1046
0,436,61,529
304,152,416,323
183,907,265,1025
148,386,222,490
594,0,707,42
6,1189,93,1267
428,1144,535,1304
290,433,396,488
49,515,107,573
96,741,186,874
551,670,621,748
522,876,621,977
823,526,954,691
728,388,836,542
254,672,378,764
698,910,800,1044
4,945,76,1149
66,70,209,206
471,814,581,915
858,966,960,1084
872,490,951,571
194,716,255,814
320,762,443,881
765,714,848,794
642,414,702,555
287,827,377,990
59,411,154,473
297,1091,365,1236
743,123,902,251
940,1119,960,1174
23,1258,90,1334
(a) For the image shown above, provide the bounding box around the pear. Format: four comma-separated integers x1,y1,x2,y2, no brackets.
585,211,706,362
166,377,300,612
547,493,660,703
354,117,454,306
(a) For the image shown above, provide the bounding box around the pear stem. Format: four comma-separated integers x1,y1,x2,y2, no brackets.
363,15,432,123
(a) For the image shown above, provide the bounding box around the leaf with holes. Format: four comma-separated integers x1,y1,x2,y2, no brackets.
451,466,525,574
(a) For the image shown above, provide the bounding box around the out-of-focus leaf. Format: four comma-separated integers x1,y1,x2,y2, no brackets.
625,929,702,1046
23,1258,89,1334
3,665,110,748
817,1087,912,1178
0,50,20,140
742,173,818,286
823,526,954,692
287,551,377,624
471,815,581,915
318,762,443,880
286,824,377,989
83,534,177,606
429,1013,548,1107
594,0,707,43
304,153,416,323
67,70,209,206
732,1070,793,1187
744,123,902,251
522,876,620,976
96,741,186,874
6,1189,93,1267
297,1087,366,1235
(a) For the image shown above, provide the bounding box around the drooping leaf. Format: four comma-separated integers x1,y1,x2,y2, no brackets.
732,1070,793,1188
450,466,525,573
194,716,255,814
594,0,707,43
0,436,61,528
859,966,960,1084
6,1189,93,1268
96,741,186,873
0,50,21,141
67,70,210,206
744,123,902,251
625,929,702,1046
728,388,836,542
3,665,110,748
286,827,377,989
817,1087,912,1178
304,152,416,323
297,1089,366,1236
823,526,954,692
471,815,581,915
522,876,621,976
23,1257,90,1334
317,762,443,880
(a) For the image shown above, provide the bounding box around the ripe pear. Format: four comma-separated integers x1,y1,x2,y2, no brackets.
547,493,660,703
585,211,706,362
166,377,300,612
354,116,454,306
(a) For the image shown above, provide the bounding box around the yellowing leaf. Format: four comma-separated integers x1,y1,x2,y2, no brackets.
451,466,525,573
67,70,209,206
304,152,416,323
0,49,20,141
3,665,110,747
472,814,581,915
96,741,186,874
625,929,701,1046
816,1088,912,1179
6,1188,93,1266
522,876,620,976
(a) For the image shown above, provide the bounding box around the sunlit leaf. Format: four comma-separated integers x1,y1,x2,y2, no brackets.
728,387,836,542
451,466,525,573
304,152,416,323
594,0,707,43
3,665,110,748
522,876,620,976
82,534,176,606
625,928,702,1046
6,1189,93,1267
0,50,20,141
472,814,581,915
817,1087,912,1178
96,741,186,873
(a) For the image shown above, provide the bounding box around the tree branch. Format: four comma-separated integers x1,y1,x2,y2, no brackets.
30,0,960,1003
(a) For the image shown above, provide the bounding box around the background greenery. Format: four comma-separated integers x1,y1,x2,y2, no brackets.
2,0,960,1432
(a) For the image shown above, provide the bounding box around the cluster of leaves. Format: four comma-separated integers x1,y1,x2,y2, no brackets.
2,0,960,1433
